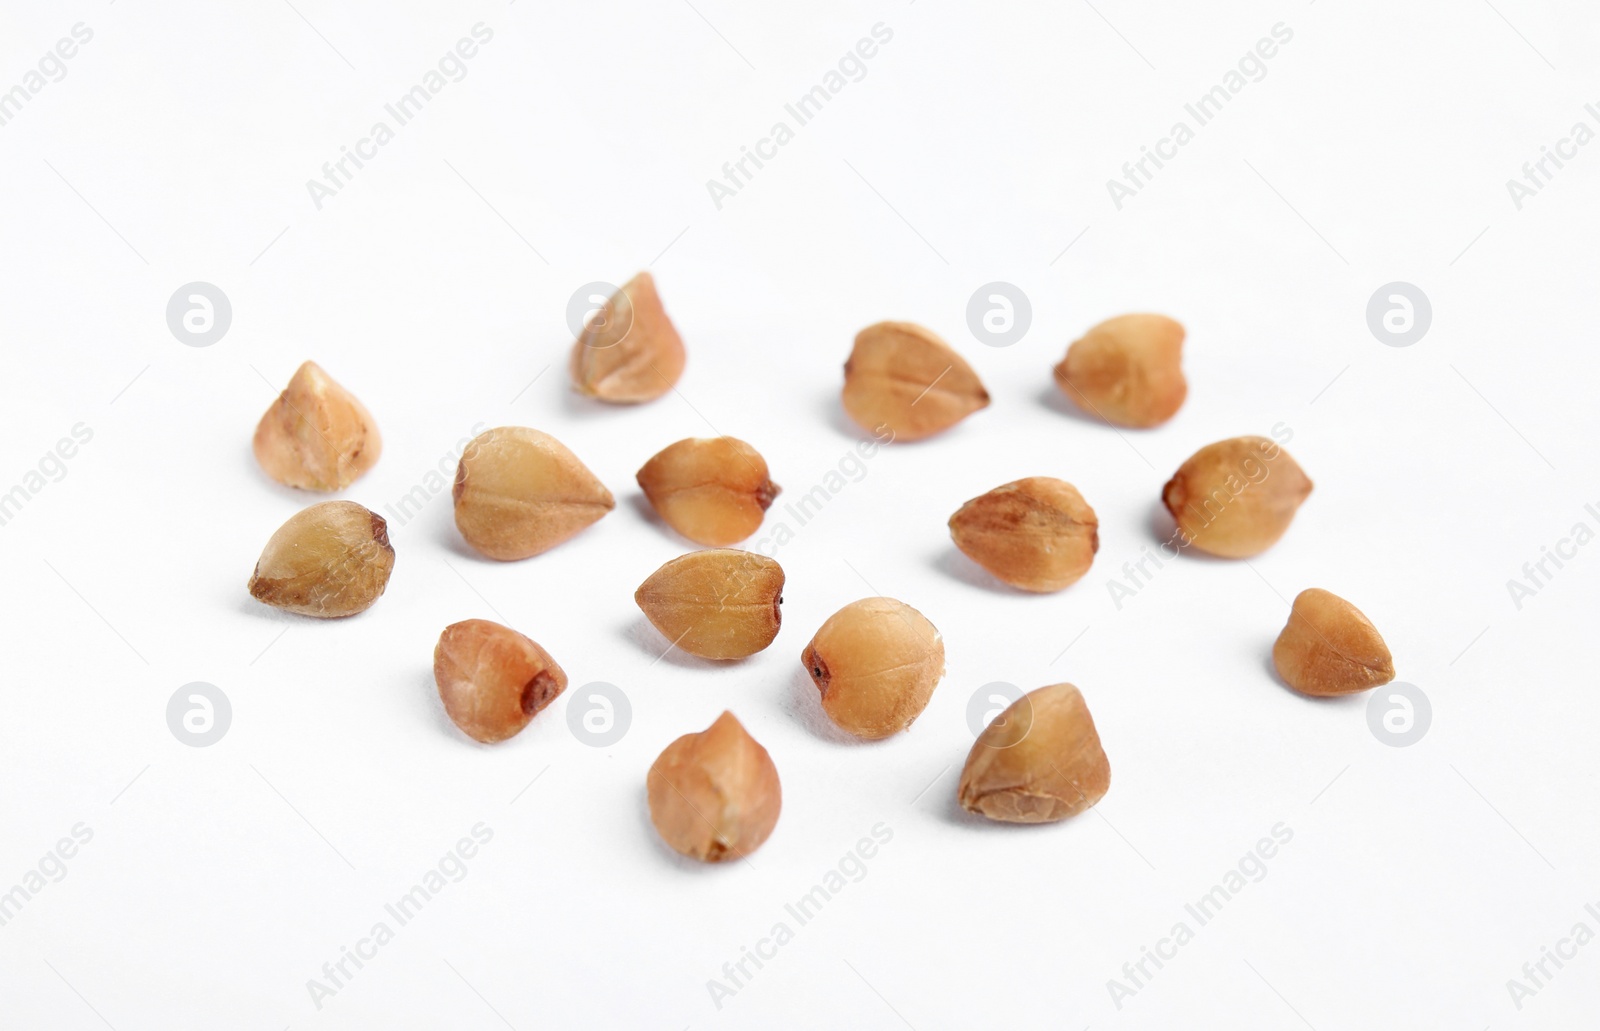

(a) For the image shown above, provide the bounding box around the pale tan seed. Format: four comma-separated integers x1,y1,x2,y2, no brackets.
635,550,784,660
949,477,1098,592
253,360,382,490
636,437,781,547
453,427,615,560
841,321,989,441
801,598,944,740
1273,588,1395,697
1053,314,1187,428
1161,436,1313,558
569,271,686,403
647,711,781,862
433,619,568,743
247,501,394,617
958,682,1110,824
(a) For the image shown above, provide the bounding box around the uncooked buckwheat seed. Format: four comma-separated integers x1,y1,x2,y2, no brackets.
434,618,568,743
569,271,686,403
1161,435,1312,558
647,711,781,862
453,426,615,560
636,437,781,547
948,477,1099,592
841,321,989,441
1272,588,1395,697
635,550,785,660
253,360,382,490
1053,314,1187,428
801,597,944,739
247,500,394,617
958,682,1110,824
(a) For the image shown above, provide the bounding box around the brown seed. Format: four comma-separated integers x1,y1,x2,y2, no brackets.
647,711,781,862
841,321,989,441
433,619,568,743
252,360,382,490
958,683,1110,824
636,437,781,547
1053,314,1187,428
452,427,615,560
569,271,686,403
1161,436,1313,558
247,501,394,617
1273,589,1395,697
801,598,944,739
948,477,1098,592
635,550,784,660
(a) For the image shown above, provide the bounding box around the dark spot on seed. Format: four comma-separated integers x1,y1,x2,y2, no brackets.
804,648,830,693
521,670,560,716
370,511,391,550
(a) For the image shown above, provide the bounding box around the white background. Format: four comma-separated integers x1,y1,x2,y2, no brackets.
2,0,1598,1027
